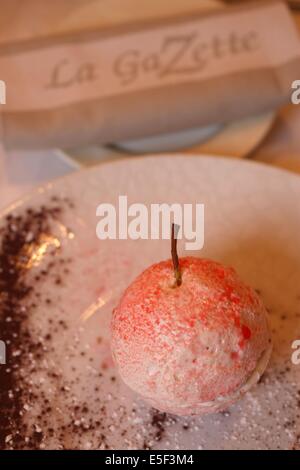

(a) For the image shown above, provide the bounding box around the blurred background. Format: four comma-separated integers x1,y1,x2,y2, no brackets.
1,0,300,207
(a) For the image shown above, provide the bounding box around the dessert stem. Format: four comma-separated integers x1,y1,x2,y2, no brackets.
171,223,182,287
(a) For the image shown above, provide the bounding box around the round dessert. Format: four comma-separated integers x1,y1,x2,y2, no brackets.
111,256,272,416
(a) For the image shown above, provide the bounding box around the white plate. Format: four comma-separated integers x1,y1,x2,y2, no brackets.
64,111,276,166
192,111,276,158
0,148,79,211
114,124,222,155
1,155,300,450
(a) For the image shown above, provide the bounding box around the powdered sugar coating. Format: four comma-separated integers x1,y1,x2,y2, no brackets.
111,257,272,415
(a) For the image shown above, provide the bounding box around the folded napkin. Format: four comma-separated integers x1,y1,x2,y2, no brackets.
0,0,299,149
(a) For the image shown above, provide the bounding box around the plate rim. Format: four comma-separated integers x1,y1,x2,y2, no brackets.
1,153,300,219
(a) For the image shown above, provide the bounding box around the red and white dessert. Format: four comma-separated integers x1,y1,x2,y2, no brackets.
111,256,272,416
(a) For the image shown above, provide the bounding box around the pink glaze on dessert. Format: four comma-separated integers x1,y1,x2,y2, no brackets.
111,257,272,416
